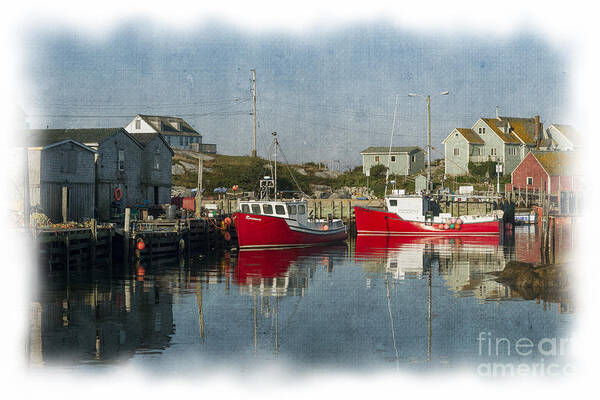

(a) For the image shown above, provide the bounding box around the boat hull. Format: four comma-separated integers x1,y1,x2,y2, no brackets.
354,206,500,236
233,213,348,249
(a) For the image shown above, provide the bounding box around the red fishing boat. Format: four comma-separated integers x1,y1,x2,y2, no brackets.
232,132,347,249
354,194,501,236
233,199,347,249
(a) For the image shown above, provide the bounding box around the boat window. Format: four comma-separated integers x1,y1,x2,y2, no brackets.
275,205,285,215
389,199,397,206
263,204,273,214
298,204,306,214
288,205,297,215
251,204,262,214
241,204,250,213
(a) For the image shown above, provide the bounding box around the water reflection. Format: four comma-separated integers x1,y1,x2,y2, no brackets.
29,225,573,372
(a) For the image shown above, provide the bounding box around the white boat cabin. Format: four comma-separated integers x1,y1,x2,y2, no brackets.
385,194,497,223
385,195,431,220
238,200,310,223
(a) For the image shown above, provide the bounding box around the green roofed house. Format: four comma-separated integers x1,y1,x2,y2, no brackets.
360,146,424,176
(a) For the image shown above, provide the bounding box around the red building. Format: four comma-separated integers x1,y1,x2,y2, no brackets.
508,151,580,195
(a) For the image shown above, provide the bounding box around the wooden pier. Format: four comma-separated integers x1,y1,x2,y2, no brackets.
118,214,238,263
35,224,114,273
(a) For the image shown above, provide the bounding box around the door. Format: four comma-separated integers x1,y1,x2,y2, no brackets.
154,186,159,205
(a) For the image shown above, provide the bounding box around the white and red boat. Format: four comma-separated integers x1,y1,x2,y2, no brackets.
354,194,501,236
233,199,347,249
232,132,347,249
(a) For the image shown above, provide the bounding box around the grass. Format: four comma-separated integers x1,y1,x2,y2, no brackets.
173,152,509,197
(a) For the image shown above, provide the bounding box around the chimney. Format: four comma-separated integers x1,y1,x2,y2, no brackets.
534,115,540,144
496,106,500,119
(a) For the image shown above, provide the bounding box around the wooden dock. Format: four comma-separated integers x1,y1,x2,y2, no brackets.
118,214,238,263
35,225,114,273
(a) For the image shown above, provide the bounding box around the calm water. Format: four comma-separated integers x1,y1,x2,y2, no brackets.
28,224,574,376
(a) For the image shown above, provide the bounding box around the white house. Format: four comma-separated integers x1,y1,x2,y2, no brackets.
443,115,544,176
125,115,203,150
546,124,581,151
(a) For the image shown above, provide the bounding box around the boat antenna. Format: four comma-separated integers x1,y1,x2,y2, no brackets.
384,94,399,196
272,132,278,200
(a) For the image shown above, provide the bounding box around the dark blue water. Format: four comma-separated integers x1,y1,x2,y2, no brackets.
28,225,574,376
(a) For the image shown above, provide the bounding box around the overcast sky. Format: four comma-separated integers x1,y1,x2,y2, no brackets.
22,23,568,169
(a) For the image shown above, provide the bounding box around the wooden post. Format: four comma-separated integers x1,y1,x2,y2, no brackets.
124,208,131,263
90,219,97,265
65,235,70,274
341,201,344,221
196,158,203,218
331,200,335,218
62,186,68,223
319,200,322,219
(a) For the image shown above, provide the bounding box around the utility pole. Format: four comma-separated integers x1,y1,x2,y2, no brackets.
408,90,449,193
251,69,257,157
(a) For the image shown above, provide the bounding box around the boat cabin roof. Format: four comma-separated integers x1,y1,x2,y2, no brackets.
238,200,308,219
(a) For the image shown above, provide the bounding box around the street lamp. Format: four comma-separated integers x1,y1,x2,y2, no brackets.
408,91,449,193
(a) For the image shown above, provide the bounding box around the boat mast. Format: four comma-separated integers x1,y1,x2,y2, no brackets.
272,132,278,200
384,94,399,196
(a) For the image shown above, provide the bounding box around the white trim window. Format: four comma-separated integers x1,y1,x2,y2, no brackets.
527,177,533,185
453,148,460,156
118,150,125,171
490,148,497,156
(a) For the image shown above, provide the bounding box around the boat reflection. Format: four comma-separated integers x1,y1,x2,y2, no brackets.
234,245,348,297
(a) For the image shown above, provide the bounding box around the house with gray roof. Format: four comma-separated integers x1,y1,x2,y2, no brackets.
443,115,546,176
28,127,174,221
27,137,97,222
360,146,424,176
124,114,216,152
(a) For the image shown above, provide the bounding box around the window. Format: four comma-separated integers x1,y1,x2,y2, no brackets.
508,147,517,156
490,148,497,156
389,199,397,206
61,149,77,173
153,150,160,170
118,150,125,171
263,204,273,214
179,136,183,146
251,204,261,214
391,156,396,162
375,156,380,162
478,127,486,134
288,205,297,215
454,148,460,156
298,205,306,214
241,204,250,213
135,119,141,129
275,205,285,215
411,155,416,162
527,177,533,185
473,147,480,156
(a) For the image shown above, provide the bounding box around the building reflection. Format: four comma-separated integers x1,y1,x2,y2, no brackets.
355,234,571,311
29,269,175,368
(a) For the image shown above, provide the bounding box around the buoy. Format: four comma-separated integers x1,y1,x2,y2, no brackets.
136,238,145,250
224,231,231,241
323,224,329,231
114,187,122,201
224,217,232,226
450,223,455,229
455,224,461,230
444,224,450,230
451,218,456,224
456,218,463,225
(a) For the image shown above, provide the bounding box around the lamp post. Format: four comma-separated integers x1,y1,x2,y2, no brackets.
408,91,449,193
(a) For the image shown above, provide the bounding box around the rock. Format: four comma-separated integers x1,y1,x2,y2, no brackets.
310,184,332,192
314,170,341,179
172,164,185,176
171,186,194,197
295,167,308,176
